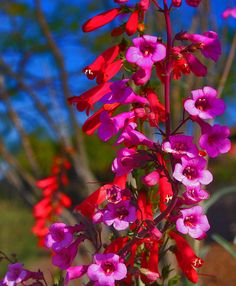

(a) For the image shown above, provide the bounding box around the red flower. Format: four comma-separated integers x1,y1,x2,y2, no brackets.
82,8,121,33
158,173,173,212
83,45,122,84
169,231,204,283
68,82,112,115
125,10,139,36
146,89,166,126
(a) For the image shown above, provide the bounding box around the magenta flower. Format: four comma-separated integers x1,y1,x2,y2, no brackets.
184,86,225,120
102,80,148,105
132,67,152,85
116,122,155,149
142,170,160,187
45,222,73,252
98,111,134,141
199,124,231,158
162,135,198,158
65,265,88,285
2,263,27,286
184,31,221,62
103,200,136,230
176,206,210,239
126,35,166,68
222,7,236,19
186,0,201,7
87,253,127,286
173,156,213,187
52,240,81,269
183,185,209,204
106,185,123,203
112,148,151,176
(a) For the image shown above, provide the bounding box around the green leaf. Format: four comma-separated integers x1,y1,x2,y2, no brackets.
212,234,236,259
168,275,181,286
203,186,236,212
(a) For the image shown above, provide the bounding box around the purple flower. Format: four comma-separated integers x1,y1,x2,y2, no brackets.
184,86,225,120
98,111,134,142
183,31,221,62
45,222,74,252
3,263,27,286
126,35,166,68
162,135,198,158
173,156,213,187
199,124,231,158
183,185,209,204
112,148,151,176
176,206,210,239
132,67,152,85
65,265,88,285
142,170,160,187
103,200,136,230
102,80,148,105
52,239,82,270
87,253,127,286
106,185,123,203
116,122,155,149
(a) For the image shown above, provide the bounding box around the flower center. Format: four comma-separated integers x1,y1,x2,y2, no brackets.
102,262,116,275
183,166,198,180
140,43,155,57
195,97,209,111
184,215,196,227
173,142,187,152
116,206,129,219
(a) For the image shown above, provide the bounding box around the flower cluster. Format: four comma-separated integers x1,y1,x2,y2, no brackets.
0,1,231,286
32,156,72,246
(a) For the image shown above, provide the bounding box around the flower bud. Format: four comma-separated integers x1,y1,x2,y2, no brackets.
172,0,182,7
186,0,201,7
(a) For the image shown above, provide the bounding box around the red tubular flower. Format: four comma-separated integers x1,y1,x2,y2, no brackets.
83,45,121,83
125,10,139,36
68,82,112,115
82,103,120,135
33,156,72,247
96,59,123,84
146,89,166,126
169,231,204,283
104,236,129,254
137,190,153,221
158,173,173,212
141,239,160,283
82,8,121,33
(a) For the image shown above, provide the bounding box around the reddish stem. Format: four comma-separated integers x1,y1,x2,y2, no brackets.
163,0,172,137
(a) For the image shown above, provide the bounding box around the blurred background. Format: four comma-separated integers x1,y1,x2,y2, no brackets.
0,0,235,285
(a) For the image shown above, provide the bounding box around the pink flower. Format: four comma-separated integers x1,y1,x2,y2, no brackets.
183,186,209,204
52,240,82,269
142,171,160,187
222,7,236,19
112,148,151,176
126,35,166,68
173,156,213,187
184,86,225,120
3,263,27,286
65,265,88,285
87,253,127,285
45,222,74,252
162,135,198,158
132,67,152,85
102,80,148,105
199,124,231,158
103,200,136,230
183,31,221,62
176,206,210,239
116,122,155,149
98,111,135,141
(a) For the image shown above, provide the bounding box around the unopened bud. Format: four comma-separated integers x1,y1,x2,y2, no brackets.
138,23,145,32
172,0,182,7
